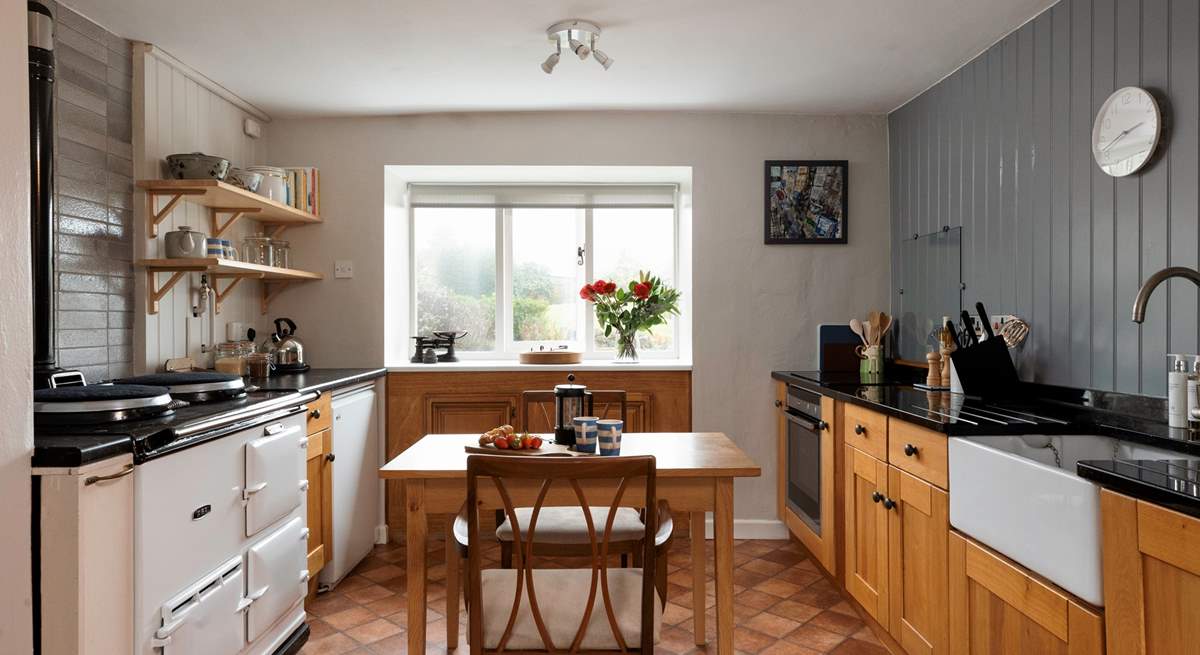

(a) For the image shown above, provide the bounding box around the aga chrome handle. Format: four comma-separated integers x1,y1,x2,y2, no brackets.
242,482,268,501
84,464,134,486
903,443,919,457
854,424,866,435
265,423,285,435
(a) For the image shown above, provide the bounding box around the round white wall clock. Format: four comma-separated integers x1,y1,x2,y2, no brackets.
1092,86,1162,177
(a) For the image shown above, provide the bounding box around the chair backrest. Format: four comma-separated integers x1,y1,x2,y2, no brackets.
465,454,657,653
521,389,629,432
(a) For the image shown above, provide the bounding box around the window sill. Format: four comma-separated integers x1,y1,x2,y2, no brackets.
387,358,693,373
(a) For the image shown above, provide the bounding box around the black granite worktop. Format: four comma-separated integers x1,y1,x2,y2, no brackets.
250,367,387,395
1078,459,1200,519
32,368,386,468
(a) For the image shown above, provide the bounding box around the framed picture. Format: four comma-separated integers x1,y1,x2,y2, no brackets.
764,160,848,244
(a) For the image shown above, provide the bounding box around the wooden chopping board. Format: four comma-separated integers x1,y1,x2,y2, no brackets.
464,443,594,457
518,350,583,365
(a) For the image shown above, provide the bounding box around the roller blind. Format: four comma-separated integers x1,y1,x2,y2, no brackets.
408,184,677,209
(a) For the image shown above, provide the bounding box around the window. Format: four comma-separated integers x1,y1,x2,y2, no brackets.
410,184,679,358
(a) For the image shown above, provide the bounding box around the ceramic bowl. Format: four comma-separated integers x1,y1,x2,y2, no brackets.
165,152,230,181
227,168,263,192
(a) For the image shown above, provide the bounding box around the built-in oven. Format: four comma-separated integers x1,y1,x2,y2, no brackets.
784,386,827,532
778,384,836,574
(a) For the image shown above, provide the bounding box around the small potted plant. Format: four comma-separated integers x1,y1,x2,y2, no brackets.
580,271,681,362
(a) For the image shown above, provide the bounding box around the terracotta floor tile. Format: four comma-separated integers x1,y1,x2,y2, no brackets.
364,595,407,617
828,638,890,654
323,606,378,632
760,640,824,655
307,618,336,640
742,558,788,576
785,624,847,651
736,589,784,611
364,633,409,654
734,626,781,653
360,564,405,583
664,601,694,625
345,618,403,645
805,610,865,637
744,611,804,637
754,577,803,598
303,633,360,655
344,584,395,605
766,599,824,624
308,593,358,618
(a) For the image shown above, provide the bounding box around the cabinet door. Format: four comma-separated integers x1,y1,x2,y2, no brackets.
845,445,890,624
887,466,948,655
1102,490,1200,655
427,396,517,434
305,428,332,580
949,531,1103,655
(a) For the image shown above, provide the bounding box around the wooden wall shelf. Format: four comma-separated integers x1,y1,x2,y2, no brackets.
136,258,323,314
137,179,322,238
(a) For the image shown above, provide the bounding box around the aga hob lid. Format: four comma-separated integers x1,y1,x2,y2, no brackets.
116,371,244,392
34,384,173,413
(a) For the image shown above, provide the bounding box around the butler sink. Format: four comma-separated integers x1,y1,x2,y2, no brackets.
948,434,1196,606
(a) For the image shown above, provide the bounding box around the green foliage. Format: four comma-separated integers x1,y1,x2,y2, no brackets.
584,271,681,352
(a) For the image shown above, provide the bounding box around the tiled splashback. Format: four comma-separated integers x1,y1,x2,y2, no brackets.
48,2,135,383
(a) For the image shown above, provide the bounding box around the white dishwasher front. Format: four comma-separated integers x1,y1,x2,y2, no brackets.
320,385,379,586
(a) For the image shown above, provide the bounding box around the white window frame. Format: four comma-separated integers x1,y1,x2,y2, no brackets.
408,186,681,360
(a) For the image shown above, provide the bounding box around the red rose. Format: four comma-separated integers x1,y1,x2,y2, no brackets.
602,280,617,294
579,284,596,301
633,281,651,299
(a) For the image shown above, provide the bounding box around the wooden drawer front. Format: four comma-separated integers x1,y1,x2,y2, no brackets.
306,392,332,434
888,420,948,489
844,404,888,460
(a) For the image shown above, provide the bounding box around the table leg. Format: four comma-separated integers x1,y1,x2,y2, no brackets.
405,480,428,654
714,478,735,655
445,514,459,650
690,512,707,645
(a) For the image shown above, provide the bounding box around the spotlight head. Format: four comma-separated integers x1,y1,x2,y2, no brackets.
593,49,613,70
541,51,560,74
568,37,591,60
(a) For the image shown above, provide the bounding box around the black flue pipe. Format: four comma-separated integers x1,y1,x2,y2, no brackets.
29,1,58,388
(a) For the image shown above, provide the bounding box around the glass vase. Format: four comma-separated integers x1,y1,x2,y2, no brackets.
615,331,639,363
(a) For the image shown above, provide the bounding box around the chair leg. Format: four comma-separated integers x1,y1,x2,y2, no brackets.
446,530,460,650
632,549,644,568
501,541,513,569
655,550,669,605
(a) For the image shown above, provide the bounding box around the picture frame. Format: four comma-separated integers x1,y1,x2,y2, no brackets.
764,160,848,244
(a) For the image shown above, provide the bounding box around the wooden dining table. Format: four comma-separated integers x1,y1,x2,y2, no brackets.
379,432,760,654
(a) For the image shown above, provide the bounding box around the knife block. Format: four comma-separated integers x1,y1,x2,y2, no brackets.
949,336,1020,398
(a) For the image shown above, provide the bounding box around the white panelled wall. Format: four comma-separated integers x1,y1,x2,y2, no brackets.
132,44,274,371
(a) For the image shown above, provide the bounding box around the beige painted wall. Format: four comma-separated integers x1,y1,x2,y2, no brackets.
267,111,891,524
1,0,35,649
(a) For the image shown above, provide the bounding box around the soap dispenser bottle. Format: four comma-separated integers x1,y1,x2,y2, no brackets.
1189,356,1200,429
1169,354,1190,428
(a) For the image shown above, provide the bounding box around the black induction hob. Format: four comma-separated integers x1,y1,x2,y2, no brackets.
34,390,317,465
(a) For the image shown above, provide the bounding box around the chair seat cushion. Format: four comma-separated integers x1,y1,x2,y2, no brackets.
479,568,661,650
495,507,645,544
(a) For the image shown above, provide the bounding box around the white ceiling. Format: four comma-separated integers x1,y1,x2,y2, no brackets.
64,0,1055,118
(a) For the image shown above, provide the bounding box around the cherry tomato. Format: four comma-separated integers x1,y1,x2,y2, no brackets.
494,436,508,449
531,437,543,449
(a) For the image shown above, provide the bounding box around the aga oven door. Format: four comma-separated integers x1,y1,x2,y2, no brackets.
781,390,837,575
246,516,309,642
154,556,246,654
245,420,308,537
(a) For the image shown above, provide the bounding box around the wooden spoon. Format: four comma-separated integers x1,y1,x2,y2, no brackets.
849,318,868,346
878,312,893,341
867,311,882,345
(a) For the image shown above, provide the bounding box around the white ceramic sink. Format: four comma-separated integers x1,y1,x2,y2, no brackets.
948,434,1196,606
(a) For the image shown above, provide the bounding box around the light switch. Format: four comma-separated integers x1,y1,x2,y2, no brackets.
335,260,354,278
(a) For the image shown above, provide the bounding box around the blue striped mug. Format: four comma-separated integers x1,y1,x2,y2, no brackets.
573,416,599,453
597,419,623,456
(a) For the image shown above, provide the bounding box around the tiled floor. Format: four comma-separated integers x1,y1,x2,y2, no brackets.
300,536,888,654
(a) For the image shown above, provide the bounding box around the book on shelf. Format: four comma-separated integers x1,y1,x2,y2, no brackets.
281,166,320,216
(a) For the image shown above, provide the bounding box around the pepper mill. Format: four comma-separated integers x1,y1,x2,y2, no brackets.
926,351,942,387
940,346,955,388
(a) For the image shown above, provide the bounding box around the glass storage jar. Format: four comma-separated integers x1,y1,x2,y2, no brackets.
270,239,290,269
214,342,248,375
241,235,273,267
246,352,274,378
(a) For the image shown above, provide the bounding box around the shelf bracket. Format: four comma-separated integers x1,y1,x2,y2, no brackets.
210,206,262,238
267,224,289,239
145,190,204,238
261,281,294,315
145,269,190,314
212,274,263,314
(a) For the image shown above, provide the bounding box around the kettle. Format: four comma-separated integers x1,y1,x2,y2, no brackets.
268,317,309,373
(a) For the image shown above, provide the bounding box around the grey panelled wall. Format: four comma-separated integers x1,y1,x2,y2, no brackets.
889,0,1199,397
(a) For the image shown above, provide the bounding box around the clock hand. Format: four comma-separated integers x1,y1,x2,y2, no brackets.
1101,121,1145,152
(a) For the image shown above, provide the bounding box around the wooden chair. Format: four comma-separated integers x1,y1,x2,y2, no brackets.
455,454,672,653
505,390,637,568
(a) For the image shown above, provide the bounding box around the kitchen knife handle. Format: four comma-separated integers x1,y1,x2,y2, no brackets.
960,310,977,346
976,302,995,339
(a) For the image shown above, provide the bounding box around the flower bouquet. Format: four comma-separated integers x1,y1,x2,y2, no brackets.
579,271,681,362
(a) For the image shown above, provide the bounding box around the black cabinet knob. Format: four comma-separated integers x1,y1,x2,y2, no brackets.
774,399,783,408
326,453,336,462
904,443,919,457
882,497,897,510
854,424,866,435
871,491,883,503
817,420,828,431
310,408,321,419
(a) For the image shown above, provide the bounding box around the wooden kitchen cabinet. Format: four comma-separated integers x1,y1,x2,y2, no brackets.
305,428,332,588
1101,490,1200,655
426,395,519,434
949,531,1103,655
845,444,890,624
888,466,949,655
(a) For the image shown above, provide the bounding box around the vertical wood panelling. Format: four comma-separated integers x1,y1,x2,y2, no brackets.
889,0,1195,396
132,46,268,372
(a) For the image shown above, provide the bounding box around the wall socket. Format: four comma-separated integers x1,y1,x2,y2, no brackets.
335,260,354,278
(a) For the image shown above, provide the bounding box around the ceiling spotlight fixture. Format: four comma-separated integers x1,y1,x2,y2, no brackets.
542,19,612,73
